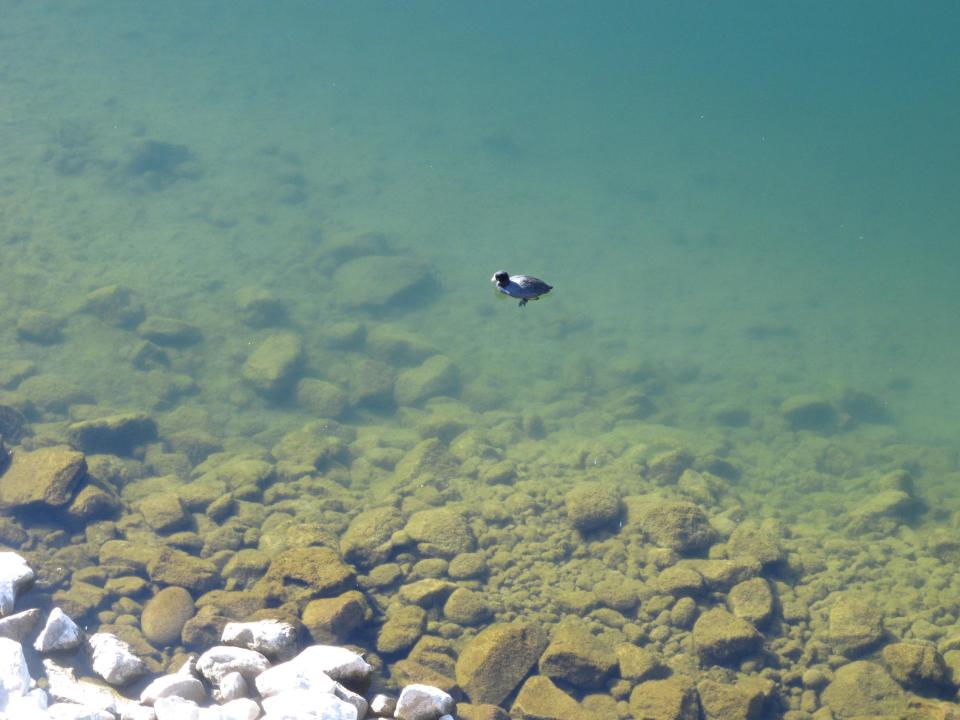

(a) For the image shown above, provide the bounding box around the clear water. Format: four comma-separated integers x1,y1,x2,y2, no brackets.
2,0,960,712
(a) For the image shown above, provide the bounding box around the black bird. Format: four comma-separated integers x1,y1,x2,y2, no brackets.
491,271,553,307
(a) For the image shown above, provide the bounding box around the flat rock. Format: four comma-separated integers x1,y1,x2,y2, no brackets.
333,254,430,309
0,446,86,509
67,412,157,455
259,546,356,603
394,355,459,406
405,507,475,558
0,552,35,616
455,622,548,705
88,632,147,686
35,607,83,653
882,641,949,690
136,316,202,347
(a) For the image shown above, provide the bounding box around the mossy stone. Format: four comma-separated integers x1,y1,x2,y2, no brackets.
141,586,195,645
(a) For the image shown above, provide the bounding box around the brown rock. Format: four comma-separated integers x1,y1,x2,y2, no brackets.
377,605,427,655
882,642,949,690
0,446,86,508
141,587,195,645
628,676,699,720
302,591,368,642
727,578,775,627
538,619,617,689
341,506,405,567
692,608,762,665
405,507,475,558
820,661,906,717
259,547,355,603
511,676,581,720
455,622,548,705
827,595,884,656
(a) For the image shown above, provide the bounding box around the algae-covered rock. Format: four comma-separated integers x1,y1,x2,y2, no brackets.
881,641,949,690
654,565,705,597
302,591,368,642
394,438,457,488
235,287,287,328
139,492,190,533
394,355,459,406
443,588,492,626
295,379,347,418
366,324,437,364
0,446,86,508
17,374,93,413
334,254,430,309
67,412,157,455
136,316,202,347
846,490,915,535
647,448,693,485
66,484,119,522
827,595,885,656
511,676,581,720
146,548,218,593
377,605,426,654
405,507,475,558
141,586,195,645
241,332,304,399
820,660,906,717
16,309,63,344
632,498,714,554
52,581,109,619
628,676,699,720
781,394,837,432
697,678,771,720
616,644,664,682
727,577,775,628
455,621,548,705
726,521,784,566
270,420,349,469
538,619,617,689
259,546,355,603
341,506,405,567
346,356,395,408
692,608,762,665
82,284,146,328
564,483,622,532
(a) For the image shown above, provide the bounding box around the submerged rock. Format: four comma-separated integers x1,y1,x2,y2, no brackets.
538,619,617,689
0,446,86,509
781,394,838,432
692,608,762,665
564,483,622,532
16,309,63,344
455,622,547,705
136,316,202,347
141,586,195,646
241,332,304,399
394,355,459,406
511,676,580,720
82,284,146,328
820,660,906,717
333,254,431,309
67,412,157,456
827,595,885,656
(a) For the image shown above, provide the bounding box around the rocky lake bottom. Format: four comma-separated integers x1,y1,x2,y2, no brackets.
2,241,960,720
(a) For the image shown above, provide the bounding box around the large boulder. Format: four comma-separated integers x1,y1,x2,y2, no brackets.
565,484,622,532
538,619,617,689
333,255,430,309
820,661,906,717
340,507,405,567
511,676,580,720
67,413,157,456
394,355,459,406
826,595,884,656
628,677,699,720
405,508,475,558
631,498,714,553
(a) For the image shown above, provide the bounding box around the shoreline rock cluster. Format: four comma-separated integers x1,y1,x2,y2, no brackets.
0,552,455,720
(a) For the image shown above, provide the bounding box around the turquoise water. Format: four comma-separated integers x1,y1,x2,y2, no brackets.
2,1,960,715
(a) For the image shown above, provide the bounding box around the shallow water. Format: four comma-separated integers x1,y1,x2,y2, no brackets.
2,1,960,716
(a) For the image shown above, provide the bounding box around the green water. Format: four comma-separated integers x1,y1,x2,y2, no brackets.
2,1,960,716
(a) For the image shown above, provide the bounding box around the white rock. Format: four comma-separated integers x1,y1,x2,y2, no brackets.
119,702,158,720
213,670,247,703
0,636,32,700
332,683,367,719
368,694,396,717
34,607,83,653
261,689,357,720
0,552,34,617
394,684,454,720
219,697,261,720
2,688,48,719
196,646,270,687
88,633,147,686
222,620,297,661
254,659,335,698
46,702,116,720
0,608,41,642
154,695,201,720
283,646,372,687
139,673,206,706
44,659,120,714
